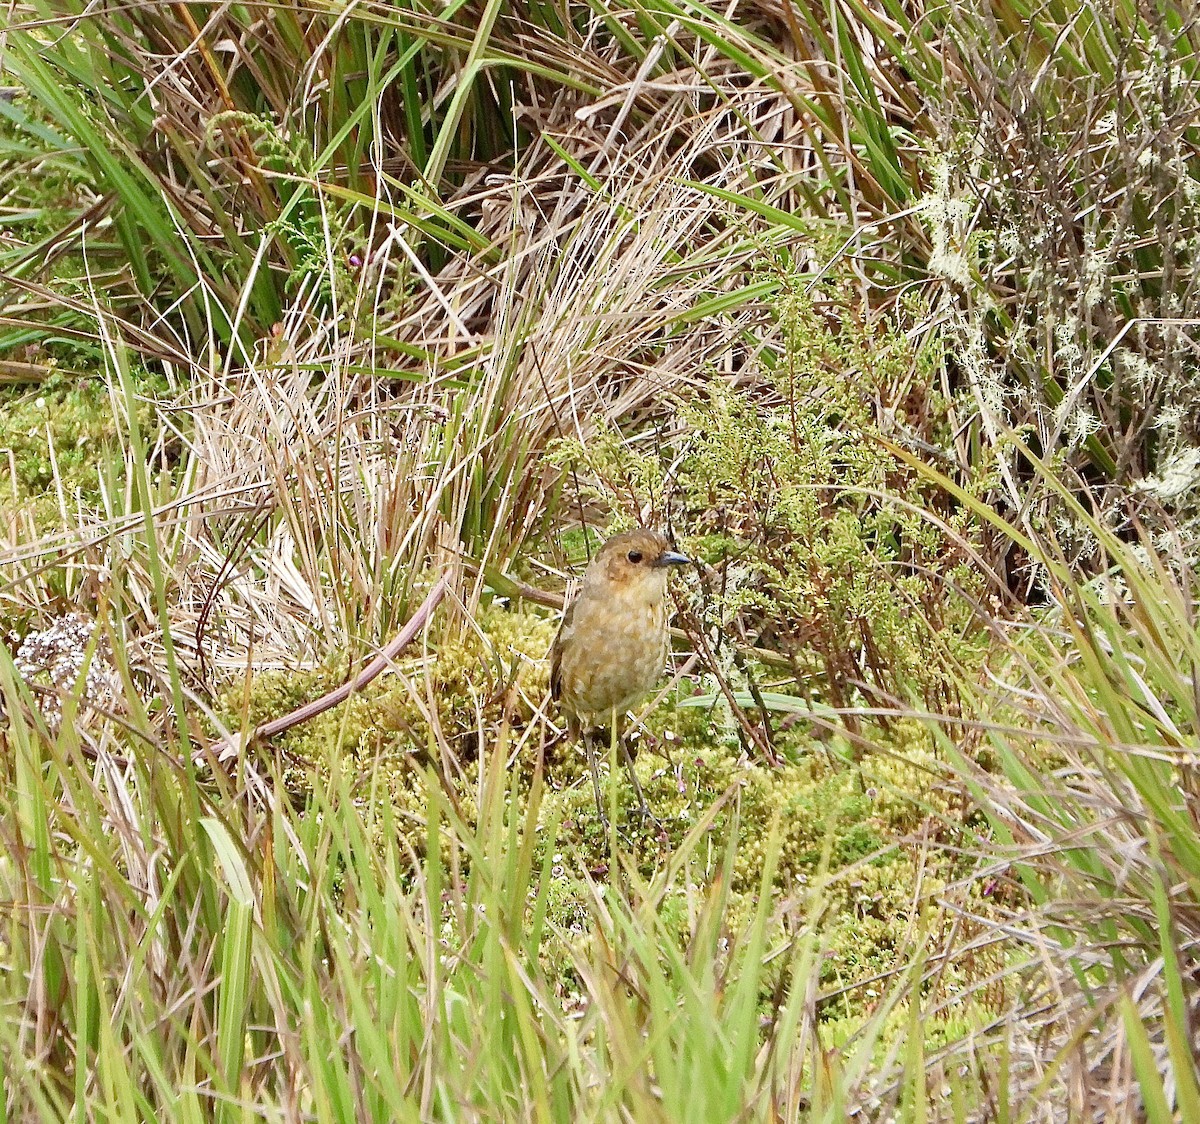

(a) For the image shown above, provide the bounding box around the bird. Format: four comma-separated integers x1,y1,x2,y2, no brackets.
550,528,690,823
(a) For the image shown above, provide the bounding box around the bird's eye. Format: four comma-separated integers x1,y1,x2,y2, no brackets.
626,550,643,564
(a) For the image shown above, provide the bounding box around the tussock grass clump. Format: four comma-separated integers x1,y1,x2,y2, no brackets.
882,442,1200,1116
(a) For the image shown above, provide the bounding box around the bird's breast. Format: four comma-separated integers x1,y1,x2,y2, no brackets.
556,589,669,725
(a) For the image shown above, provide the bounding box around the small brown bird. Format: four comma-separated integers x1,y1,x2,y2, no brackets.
550,528,690,821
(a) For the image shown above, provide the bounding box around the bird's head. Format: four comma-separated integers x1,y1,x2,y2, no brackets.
582,528,690,598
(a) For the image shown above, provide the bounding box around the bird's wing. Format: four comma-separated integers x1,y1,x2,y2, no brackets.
549,598,575,702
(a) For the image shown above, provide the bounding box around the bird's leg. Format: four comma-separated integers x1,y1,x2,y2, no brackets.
583,729,607,829
619,735,658,827
613,719,663,832
607,717,621,846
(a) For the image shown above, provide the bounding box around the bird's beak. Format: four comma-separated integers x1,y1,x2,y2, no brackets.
652,549,691,569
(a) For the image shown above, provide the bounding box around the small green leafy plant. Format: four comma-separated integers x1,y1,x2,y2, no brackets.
677,277,984,724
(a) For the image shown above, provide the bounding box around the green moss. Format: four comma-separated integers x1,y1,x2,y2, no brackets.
222,604,561,798
0,378,106,500
0,368,170,525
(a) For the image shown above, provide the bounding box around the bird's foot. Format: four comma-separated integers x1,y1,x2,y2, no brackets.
631,797,662,831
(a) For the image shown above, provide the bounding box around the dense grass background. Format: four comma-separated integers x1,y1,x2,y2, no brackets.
1,0,1199,1119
